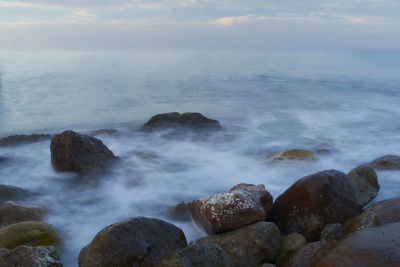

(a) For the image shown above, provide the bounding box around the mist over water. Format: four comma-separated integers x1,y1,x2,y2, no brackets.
0,50,400,266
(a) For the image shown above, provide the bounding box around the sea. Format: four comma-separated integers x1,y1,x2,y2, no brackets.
0,50,399,266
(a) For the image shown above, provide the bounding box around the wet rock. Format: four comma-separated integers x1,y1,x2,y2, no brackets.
88,128,118,136
0,201,44,227
312,222,400,266
342,197,400,234
0,134,51,147
141,112,222,132
347,164,379,207
0,185,34,205
0,221,61,249
270,149,316,162
260,264,276,267
157,241,233,267
167,202,191,222
50,130,117,173
319,223,343,241
272,169,360,241
370,154,400,170
281,241,326,267
276,232,307,267
78,217,187,267
188,183,273,234
0,245,62,267
197,222,280,267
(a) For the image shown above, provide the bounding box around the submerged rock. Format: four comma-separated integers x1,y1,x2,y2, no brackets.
276,232,307,267
272,170,360,241
141,112,222,132
188,183,273,234
347,164,379,207
50,130,117,173
270,149,316,162
369,154,400,170
0,201,44,227
79,217,187,267
196,222,280,267
0,185,34,205
0,134,51,147
0,221,61,249
0,245,62,267
167,202,191,222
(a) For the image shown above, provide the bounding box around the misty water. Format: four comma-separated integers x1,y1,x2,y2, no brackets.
0,50,400,266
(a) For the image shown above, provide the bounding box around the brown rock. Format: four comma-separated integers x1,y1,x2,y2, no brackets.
167,202,191,222
276,232,307,266
50,130,117,173
272,170,360,241
343,197,400,234
0,134,51,147
281,241,326,267
188,183,273,234
0,245,62,267
0,201,44,227
78,217,187,267
312,222,400,266
270,149,316,162
370,154,400,170
347,164,379,207
319,223,343,241
197,221,281,267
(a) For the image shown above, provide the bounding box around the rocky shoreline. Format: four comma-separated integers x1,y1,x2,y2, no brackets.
0,112,399,266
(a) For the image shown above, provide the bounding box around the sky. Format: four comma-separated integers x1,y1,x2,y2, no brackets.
0,0,399,50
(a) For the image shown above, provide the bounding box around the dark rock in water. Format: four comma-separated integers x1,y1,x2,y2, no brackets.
312,222,400,266
281,241,326,267
319,223,343,241
188,183,273,234
0,134,51,147
0,156,6,162
272,170,360,241
78,217,187,267
0,185,34,205
157,241,233,267
269,149,316,162
167,202,191,222
369,154,400,170
196,222,280,267
141,112,222,132
50,130,117,173
0,201,44,228
88,128,118,136
0,245,62,267
342,197,400,234
347,164,379,207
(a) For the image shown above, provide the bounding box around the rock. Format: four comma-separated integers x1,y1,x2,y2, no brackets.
347,164,379,207
0,245,62,267
0,156,6,162
188,183,273,234
0,185,34,205
197,221,280,267
88,128,118,136
157,241,233,267
0,221,61,249
272,169,360,241
0,134,51,147
319,223,343,241
281,241,326,267
260,264,276,267
50,130,117,173
369,154,400,170
312,222,400,266
141,112,222,132
78,217,187,267
276,232,307,266
0,201,44,227
270,149,316,162
342,197,400,234
167,202,191,222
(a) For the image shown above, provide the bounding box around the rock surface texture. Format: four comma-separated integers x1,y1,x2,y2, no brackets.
281,241,326,267
270,149,316,162
347,164,379,207
78,217,187,267
0,245,62,267
276,232,307,266
0,201,44,227
369,154,400,170
272,169,360,241
188,183,273,234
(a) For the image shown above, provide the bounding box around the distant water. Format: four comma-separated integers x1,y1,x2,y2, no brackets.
0,50,400,266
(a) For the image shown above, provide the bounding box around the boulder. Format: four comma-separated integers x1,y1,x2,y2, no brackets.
272,170,360,241
141,112,222,132
312,222,400,266
342,197,400,234
0,245,62,267
270,149,316,162
78,217,187,267
347,164,379,207
281,241,326,267
196,222,280,267
167,202,191,222
319,223,343,241
0,134,51,147
276,232,307,266
157,241,233,267
0,221,61,249
369,154,400,170
50,130,117,173
0,201,44,227
0,185,33,204
188,183,273,234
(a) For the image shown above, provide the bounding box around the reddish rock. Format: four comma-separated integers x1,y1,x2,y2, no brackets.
343,197,400,234
272,170,360,241
370,154,400,170
50,130,117,173
281,241,326,267
188,183,273,234
0,245,62,267
0,201,44,227
312,222,400,266
347,164,379,207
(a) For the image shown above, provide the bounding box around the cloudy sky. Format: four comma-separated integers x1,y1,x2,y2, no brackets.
0,0,399,50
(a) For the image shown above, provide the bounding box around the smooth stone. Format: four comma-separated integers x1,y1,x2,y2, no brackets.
319,223,343,241
281,241,326,267
0,185,34,205
347,164,379,207
270,149,316,162
167,202,191,222
276,232,307,267
0,134,51,147
0,201,44,227
369,154,400,170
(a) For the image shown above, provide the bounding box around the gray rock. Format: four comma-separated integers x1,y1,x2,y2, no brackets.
0,134,51,147
0,245,62,267
369,154,400,170
347,165,379,207
319,223,343,241
0,185,34,205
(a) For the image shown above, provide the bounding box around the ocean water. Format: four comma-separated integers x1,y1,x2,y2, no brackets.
0,50,400,266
